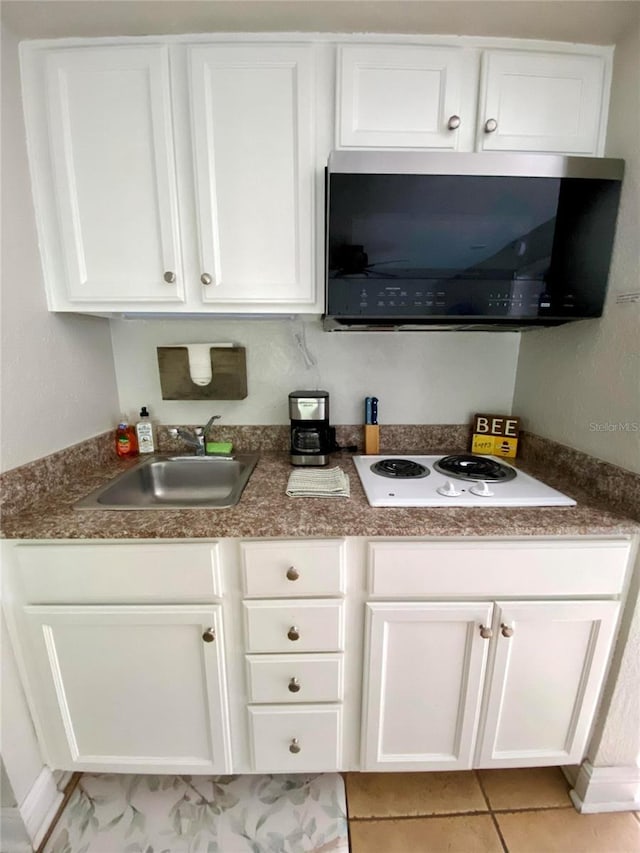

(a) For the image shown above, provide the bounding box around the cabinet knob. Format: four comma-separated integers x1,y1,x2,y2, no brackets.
479,625,493,639
289,738,301,754
163,271,176,283
200,273,213,285
484,118,498,133
288,677,301,693
501,623,514,638
286,566,300,581
202,628,215,643
287,626,300,642
447,115,461,130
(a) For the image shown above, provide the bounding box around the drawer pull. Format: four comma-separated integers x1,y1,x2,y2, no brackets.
479,625,493,639
287,626,300,642
484,118,498,133
286,566,300,581
501,623,514,638
289,738,301,754
447,114,461,130
288,677,301,693
202,628,215,643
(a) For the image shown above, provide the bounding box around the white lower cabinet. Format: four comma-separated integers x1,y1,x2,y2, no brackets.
248,705,342,772
21,604,231,773
363,598,620,771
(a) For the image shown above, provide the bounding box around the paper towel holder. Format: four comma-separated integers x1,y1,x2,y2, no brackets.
157,344,247,400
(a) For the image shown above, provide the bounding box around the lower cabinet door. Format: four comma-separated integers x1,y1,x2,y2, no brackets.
248,705,342,772
362,602,493,770
476,600,620,767
22,605,231,773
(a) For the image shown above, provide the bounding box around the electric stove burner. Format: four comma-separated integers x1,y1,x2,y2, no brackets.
371,458,430,479
433,454,517,483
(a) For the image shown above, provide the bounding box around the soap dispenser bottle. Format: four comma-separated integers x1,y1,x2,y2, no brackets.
135,406,155,454
115,418,138,458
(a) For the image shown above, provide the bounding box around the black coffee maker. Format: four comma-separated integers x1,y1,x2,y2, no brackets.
289,390,333,466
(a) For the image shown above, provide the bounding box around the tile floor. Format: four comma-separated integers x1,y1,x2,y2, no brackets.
345,768,640,853
40,768,640,853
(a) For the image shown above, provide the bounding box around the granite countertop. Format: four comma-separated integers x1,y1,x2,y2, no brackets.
2,451,638,540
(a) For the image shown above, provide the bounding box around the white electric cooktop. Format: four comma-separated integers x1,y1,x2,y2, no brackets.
353,454,576,508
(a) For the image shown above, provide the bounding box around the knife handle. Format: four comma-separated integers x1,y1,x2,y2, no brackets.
365,397,372,425
371,397,378,425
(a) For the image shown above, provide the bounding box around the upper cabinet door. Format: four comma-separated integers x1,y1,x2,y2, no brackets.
477,50,607,155
337,45,472,150
43,46,184,304
189,44,315,306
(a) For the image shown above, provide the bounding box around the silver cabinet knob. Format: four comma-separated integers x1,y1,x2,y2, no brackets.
289,738,301,754
163,271,176,283
288,677,301,693
479,625,493,639
447,115,461,130
287,626,300,642
501,623,514,638
202,628,215,643
286,566,300,581
484,118,498,133
200,273,213,286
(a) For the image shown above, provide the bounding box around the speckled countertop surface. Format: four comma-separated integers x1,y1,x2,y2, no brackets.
2,451,638,540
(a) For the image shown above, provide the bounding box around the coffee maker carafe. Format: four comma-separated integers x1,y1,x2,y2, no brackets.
289,390,333,466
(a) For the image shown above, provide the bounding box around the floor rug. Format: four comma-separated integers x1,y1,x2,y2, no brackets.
43,773,349,853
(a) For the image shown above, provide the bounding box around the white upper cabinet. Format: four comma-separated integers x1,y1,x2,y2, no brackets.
21,40,317,314
477,50,608,154
337,45,473,150
188,45,315,307
336,43,610,156
35,45,184,306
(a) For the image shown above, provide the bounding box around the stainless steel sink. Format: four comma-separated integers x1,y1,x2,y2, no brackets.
75,454,259,510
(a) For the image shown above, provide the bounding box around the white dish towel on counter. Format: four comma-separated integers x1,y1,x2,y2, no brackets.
286,466,350,498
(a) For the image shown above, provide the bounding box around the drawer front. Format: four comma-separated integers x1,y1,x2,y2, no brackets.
249,705,342,771
244,601,344,652
241,539,345,597
368,540,631,598
16,543,222,603
246,654,344,703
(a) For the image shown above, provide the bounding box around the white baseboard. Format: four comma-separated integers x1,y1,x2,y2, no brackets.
19,767,64,849
0,807,33,853
565,761,640,813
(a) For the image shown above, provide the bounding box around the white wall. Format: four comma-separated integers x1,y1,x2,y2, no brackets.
110,317,520,426
512,22,640,475
0,23,120,473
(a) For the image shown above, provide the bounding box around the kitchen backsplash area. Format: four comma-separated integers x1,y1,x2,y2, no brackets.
109,316,520,427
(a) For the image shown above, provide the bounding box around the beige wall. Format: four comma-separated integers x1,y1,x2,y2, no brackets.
0,24,119,473
512,22,640,475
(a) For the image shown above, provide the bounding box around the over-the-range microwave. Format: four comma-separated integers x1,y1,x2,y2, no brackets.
323,151,624,331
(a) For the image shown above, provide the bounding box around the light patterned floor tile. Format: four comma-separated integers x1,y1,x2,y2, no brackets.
496,806,640,852
477,767,572,811
345,771,487,818
349,814,503,853
43,774,348,853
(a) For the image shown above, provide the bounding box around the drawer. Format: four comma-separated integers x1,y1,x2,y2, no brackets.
248,705,342,771
246,654,344,703
368,540,631,598
241,539,345,597
244,600,344,652
15,543,222,603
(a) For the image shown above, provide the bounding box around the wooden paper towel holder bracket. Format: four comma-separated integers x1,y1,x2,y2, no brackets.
157,346,247,400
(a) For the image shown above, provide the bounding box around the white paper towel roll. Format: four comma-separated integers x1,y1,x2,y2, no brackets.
174,343,234,386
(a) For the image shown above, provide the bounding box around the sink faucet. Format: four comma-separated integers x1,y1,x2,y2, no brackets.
169,416,221,456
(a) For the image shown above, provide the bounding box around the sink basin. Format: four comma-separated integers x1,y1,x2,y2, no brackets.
75,454,259,510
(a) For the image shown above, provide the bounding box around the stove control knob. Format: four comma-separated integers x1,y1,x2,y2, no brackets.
437,479,462,497
470,481,494,497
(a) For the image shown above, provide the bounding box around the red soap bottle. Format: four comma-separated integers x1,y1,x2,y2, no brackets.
115,420,139,458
